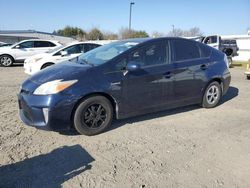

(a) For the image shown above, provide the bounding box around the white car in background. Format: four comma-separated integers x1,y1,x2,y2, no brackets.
24,40,113,75
0,39,62,67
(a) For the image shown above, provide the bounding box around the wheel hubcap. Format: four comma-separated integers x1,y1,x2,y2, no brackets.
82,104,107,128
206,85,219,105
1,57,12,66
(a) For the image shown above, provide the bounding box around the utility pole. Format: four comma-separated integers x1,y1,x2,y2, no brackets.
172,25,175,36
129,2,135,32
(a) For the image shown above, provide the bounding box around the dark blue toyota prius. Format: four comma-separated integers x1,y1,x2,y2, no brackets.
18,37,231,135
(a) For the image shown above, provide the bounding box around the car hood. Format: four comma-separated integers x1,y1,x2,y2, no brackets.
28,61,92,84
25,53,51,62
0,46,11,52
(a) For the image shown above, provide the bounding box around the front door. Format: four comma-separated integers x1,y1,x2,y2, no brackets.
121,40,174,115
13,41,35,61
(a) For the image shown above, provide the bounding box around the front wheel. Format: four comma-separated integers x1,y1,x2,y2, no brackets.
0,55,14,67
73,96,113,136
202,81,222,108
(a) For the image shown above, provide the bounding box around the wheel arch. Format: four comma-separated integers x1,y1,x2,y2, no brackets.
70,92,119,126
0,54,15,61
41,62,55,69
203,77,223,95
223,48,233,56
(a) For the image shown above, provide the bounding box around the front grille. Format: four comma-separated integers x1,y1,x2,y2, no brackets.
23,110,32,122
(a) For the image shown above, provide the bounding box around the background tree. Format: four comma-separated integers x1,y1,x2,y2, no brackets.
167,27,203,37
103,32,118,40
119,28,149,39
87,28,104,40
151,31,165,38
54,26,86,40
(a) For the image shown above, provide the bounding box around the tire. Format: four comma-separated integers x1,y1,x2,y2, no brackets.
202,81,222,108
247,75,250,80
0,55,14,67
227,57,233,68
41,63,54,70
73,96,113,136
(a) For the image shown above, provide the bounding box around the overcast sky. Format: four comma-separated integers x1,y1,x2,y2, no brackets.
1,0,249,35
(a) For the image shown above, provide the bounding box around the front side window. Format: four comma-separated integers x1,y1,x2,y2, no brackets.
55,45,82,56
173,39,200,61
18,41,34,48
128,41,169,67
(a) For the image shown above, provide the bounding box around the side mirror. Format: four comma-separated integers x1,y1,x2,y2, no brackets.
126,62,141,72
15,45,20,49
60,51,68,56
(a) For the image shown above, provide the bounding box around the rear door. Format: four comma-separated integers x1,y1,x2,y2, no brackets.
33,41,56,55
171,39,210,104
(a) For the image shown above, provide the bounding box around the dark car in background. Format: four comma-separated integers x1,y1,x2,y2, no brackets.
18,37,231,135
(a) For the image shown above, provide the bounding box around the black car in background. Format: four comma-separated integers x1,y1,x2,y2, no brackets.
18,37,231,135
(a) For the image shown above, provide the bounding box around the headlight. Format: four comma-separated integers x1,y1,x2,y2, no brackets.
33,79,78,95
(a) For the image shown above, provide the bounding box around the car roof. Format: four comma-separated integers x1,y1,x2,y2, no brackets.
17,39,60,44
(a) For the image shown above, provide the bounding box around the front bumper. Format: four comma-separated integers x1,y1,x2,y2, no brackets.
23,62,41,75
222,71,231,95
18,91,78,131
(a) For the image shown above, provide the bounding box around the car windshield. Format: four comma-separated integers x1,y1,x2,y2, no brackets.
77,40,142,66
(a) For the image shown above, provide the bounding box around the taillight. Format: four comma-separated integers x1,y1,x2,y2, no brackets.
224,55,229,68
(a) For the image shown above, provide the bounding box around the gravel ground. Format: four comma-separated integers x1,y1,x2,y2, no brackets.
0,66,249,188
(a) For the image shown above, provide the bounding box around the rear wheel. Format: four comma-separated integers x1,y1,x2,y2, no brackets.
0,55,14,67
227,57,233,68
73,96,113,136
202,81,222,108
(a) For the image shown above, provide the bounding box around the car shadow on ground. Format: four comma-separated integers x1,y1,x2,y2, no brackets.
219,86,239,104
0,63,23,67
0,145,94,188
60,86,239,136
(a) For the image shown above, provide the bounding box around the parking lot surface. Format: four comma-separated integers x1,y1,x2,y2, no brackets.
0,66,249,188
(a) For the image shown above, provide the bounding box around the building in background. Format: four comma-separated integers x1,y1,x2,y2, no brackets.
222,30,250,61
0,30,76,45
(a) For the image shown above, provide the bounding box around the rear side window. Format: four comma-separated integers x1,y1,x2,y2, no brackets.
64,45,82,54
198,43,211,58
172,39,200,61
83,44,101,52
34,41,56,48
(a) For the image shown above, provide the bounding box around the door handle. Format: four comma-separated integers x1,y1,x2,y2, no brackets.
200,64,207,70
163,71,173,79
